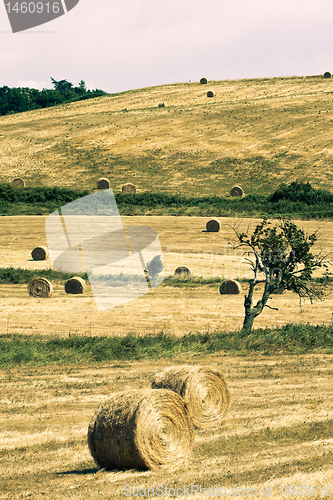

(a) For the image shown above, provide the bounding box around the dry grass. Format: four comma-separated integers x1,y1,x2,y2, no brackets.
1,215,333,336
0,76,333,196
1,355,333,499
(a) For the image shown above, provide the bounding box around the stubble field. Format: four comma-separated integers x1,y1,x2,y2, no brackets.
1,215,333,336
1,354,333,499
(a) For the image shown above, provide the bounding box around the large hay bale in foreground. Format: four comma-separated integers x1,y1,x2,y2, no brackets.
151,365,230,430
87,388,194,471
65,277,85,294
219,280,242,294
207,90,215,97
324,71,332,79
174,266,191,278
31,246,49,261
28,278,53,298
206,218,221,232
97,178,110,190
230,185,244,197
200,77,208,84
122,183,136,194
11,177,25,188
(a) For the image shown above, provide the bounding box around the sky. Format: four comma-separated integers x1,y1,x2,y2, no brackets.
0,0,333,93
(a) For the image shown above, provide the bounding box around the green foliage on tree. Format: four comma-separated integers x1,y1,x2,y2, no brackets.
231,217,329,334
0,78,106,116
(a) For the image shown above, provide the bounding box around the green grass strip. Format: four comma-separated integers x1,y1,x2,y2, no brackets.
1,323,333,366
2,182,333,219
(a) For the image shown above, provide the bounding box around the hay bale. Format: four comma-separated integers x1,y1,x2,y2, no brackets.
97,178,110,190
87,388,194,471
174,266,191,277
219,279,242,294
206,218,220,232
28,278,53,298
11,177,25,188
152,365,230,430
158,102,166,108
122,183,136,194
31,246,49,261
207,90,215,98
200,77,208,84
324,72,332,79
230,185,244,197
65,277,85,294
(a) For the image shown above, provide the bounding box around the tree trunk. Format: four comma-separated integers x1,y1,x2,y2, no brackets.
240,279,271,335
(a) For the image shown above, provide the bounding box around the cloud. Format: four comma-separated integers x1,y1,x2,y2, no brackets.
15,80,49,89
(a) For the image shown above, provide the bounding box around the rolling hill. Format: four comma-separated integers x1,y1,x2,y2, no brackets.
0,75,332,197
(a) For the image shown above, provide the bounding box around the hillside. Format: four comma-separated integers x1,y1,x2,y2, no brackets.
0,75,332,197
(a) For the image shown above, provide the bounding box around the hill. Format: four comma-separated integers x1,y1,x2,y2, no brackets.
0,75,332,197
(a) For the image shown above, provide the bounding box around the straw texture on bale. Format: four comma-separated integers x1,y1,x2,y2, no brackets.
97,178,110,190
206,218,221,232
65,277,85,294
230,185,244,197
28,278,53,298
31,246,49,261
324,72,332,79
151,365,230,430
158,102,166,107
122,183,136,194
87,388,194,471
219,279,242,294
200,77,208,84
207,90,215,97
11,177,25,188
174,266,191,277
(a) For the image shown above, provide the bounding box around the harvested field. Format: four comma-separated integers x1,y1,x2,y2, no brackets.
0,354,333,499
1,215,333,336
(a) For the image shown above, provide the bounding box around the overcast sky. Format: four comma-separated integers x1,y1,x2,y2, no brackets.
1,0,333,93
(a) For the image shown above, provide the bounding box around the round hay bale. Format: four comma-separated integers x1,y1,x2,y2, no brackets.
97,177,110,190
31,246,49,261
65,277,85,294
206,218,220,232
11,177,25,188
122,183,136,194
200,77,208,84
219,279,242,294
28,278,53,298
174,266,191,278
207,90,215,98
151,365,230,430
324,71,332,79
158,102,166,108
87,388,194,471
230,185,244,197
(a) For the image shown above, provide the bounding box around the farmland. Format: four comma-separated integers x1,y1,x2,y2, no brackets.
1,76,333,499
